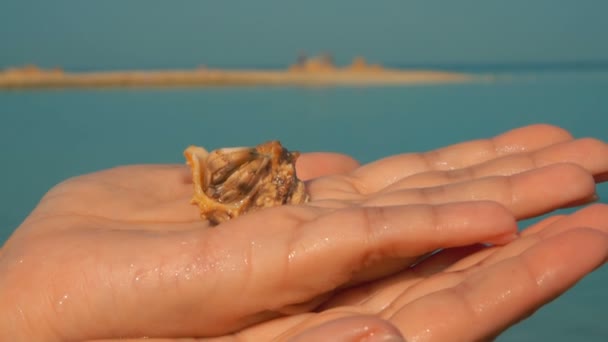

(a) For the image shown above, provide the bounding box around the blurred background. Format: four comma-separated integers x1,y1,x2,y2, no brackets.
1,1,607,340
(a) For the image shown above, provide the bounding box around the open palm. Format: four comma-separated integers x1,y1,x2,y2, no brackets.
1,124,607,341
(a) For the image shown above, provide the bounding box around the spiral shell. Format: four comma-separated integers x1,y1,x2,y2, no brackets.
184,141,309,225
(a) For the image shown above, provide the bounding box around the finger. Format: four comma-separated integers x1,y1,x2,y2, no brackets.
188,201,516,322
430,205,608,274
387,228,608,342
280,201,516,286
297,153,360,181
435,211,579,274
287,315,405,342
468,204,608,268
384,137,608,190
364,163,596,220
351,124,574,193
347,205,608,316
459,203,608,272
326,206,608,321
522,203,608,238
419,204,608,275
52,202,515,339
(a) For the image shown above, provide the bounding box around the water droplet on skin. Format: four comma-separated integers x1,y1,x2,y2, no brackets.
56,294,69,312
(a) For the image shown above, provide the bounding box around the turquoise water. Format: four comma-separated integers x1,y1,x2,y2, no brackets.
1,70,607,340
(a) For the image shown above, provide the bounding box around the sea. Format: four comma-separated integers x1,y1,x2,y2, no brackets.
1,65,607,340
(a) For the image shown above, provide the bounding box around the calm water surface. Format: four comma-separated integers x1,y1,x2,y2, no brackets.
1,70,607,340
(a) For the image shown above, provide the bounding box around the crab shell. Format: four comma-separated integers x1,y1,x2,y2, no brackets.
184,141,309,225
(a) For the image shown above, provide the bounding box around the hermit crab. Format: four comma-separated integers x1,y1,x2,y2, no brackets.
184,141,309,225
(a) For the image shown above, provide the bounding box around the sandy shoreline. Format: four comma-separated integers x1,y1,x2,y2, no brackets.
0,68,472,89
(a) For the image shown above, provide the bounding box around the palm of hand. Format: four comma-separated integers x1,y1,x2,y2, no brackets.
1,125,607,341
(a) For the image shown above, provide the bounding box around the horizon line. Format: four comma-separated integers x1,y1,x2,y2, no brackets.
2,59,608,73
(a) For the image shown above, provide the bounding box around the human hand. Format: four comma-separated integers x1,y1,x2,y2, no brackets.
234,205,608,342
1,124,607,341
59,207,608,342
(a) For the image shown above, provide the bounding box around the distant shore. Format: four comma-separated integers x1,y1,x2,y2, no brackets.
0,58,472,89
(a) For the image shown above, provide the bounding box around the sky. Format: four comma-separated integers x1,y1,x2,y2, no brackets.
1,0,607,70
